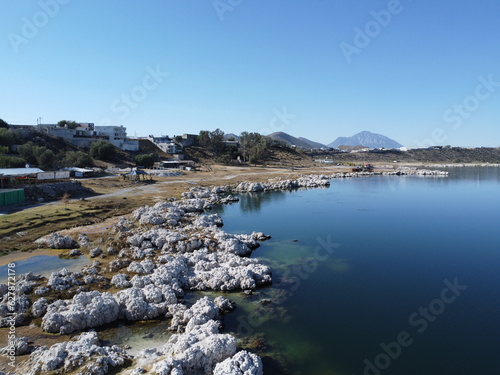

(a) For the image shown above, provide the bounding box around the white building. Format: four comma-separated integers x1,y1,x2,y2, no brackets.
148,135,182,154
35,124,138,151
95,126,138,151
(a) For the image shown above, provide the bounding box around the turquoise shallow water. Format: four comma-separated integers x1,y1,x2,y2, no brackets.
212,167,500,375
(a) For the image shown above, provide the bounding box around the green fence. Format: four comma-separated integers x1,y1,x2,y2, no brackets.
0,189,25,206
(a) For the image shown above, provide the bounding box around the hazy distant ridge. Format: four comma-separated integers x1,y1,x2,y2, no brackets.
328,131,403,149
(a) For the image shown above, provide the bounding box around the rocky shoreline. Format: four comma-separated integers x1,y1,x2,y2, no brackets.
428,163,500,167
0,170,448,374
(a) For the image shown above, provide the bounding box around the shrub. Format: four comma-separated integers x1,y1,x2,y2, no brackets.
62,151,94,167
37,149,56,170
0,128,15,146
0,155,26,168
134,153,155,167
90,140,115,160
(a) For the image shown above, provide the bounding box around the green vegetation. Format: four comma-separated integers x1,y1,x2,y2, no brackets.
90,140,116,160
0,118,8,128
239,132,270,164
17,142,57,170
198,129,225,155
196,129,272,165
37,148,56,170
61,151,94,168
0,128,16,146
0,155,25,168
134,153,155,167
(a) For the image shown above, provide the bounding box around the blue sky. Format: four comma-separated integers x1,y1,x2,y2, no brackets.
1,0,499,147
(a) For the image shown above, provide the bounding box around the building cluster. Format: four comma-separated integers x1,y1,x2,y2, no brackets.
146,134,198,157
9,123,199,158
11,123,140,151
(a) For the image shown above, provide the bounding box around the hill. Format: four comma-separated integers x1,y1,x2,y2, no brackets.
268,132,326,149
328,131,403,149
224,133,240,141
310,147,500,164
297,137,327,149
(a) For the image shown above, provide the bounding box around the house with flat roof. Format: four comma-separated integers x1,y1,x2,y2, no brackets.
147,135,182,154
10,123,139,151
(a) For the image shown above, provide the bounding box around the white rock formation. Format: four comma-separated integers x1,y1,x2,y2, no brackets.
213,350,264,375
41,291,120,334
29,331,131,375
36,232,78,249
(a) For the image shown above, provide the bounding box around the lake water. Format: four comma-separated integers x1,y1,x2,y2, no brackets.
0,254,90,284
211,167,500,375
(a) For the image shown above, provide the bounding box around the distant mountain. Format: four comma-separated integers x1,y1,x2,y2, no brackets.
328,131,403,149
224,133,240,141
268,132,327,149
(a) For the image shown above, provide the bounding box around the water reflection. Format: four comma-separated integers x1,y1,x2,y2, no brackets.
238,190,288,214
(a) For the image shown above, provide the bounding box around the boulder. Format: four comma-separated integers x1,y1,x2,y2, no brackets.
40,233,78,249
41,291,120,334
213,350,263,375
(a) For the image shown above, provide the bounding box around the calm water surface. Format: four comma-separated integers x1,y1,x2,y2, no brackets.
212,167,500,375
0,255,90,284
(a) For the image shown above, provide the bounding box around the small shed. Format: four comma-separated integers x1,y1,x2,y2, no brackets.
0,189,25,206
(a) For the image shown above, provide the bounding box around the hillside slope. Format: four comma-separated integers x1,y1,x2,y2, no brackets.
268,132,326,148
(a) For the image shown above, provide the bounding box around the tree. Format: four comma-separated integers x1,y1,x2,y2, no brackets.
18,142,38,164
90,140,115,160
134,153,155,167
61,151,94,167
0,118,8,128
197,129,225,155
198,130,211,149
58,120,79,129
37,149,56,170
0,156,25,168
0,128,15,146
209,129,225,154
239,132,270,164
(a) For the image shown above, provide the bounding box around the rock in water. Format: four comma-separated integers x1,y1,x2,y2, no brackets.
213,350,264,375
